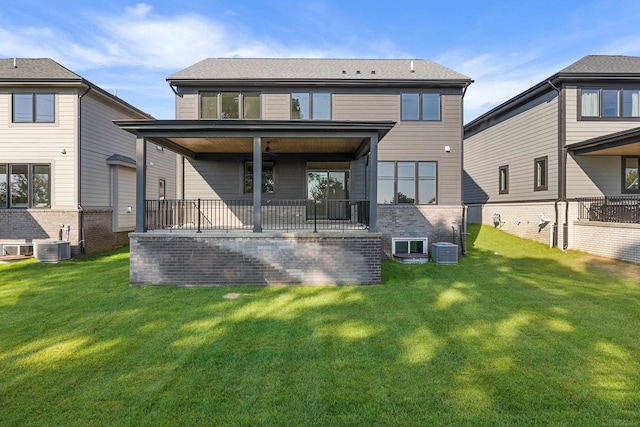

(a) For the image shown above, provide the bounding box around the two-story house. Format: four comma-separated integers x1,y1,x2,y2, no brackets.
117,58,472,285
464,55,640,263
0,58,175,258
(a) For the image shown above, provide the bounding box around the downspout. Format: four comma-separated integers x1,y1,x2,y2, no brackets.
77,83,92,254
548,80,563,249
460,83,470,255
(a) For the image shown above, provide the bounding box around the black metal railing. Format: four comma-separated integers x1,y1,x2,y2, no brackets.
145,199,370,232
576,196,640,224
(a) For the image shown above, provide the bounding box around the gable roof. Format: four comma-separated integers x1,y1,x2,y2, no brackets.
168,58,472,85
0,57,153,119
465,55,640,134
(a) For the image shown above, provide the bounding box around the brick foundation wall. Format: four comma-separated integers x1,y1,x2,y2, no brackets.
0,209,129,258
376,205,464,257
572,222,640,263
0,209,80,255
129,231,382,286
82,210,130,256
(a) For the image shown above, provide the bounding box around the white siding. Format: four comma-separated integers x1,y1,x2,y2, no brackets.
0,89,78,208
116,166,136,230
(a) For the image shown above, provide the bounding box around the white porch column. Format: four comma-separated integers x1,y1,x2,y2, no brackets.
253,136,262,232
135,136,147,233
368,133,378,232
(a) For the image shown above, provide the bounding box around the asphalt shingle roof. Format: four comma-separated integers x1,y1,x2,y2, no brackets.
168,58,471,82
0,58,81,80
560,55,640,74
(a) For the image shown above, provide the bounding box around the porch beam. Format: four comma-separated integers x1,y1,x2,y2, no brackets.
368,133,378,232
135,136,147,233
253,136,262,232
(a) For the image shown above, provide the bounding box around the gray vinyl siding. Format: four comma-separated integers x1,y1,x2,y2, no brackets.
333,94,397,120
565,86,640,145
566,154,623,197
464,90,559,204
81,93,175,209
184,157,306,200
0,89,77,209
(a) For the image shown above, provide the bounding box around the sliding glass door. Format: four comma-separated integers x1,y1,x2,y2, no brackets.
307,169,350,220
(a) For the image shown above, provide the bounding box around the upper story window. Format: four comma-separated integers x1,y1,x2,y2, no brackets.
378,161,437,205
291,93,331,120
0,164,50,209
401,93,441,121
13,93,55,123
623,156,639,193
581,88,640,119
200,91,261,119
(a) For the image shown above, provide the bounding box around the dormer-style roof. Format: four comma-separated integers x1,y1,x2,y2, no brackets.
168,58,472,86
0,57,153,119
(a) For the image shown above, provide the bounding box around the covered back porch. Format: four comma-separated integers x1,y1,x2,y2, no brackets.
116,119,394,285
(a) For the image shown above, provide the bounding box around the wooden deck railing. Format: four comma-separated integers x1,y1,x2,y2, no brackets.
145,199,370,232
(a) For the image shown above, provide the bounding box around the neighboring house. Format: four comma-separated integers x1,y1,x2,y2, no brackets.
464,55,640,263
0,58,175,258
117,58,472,285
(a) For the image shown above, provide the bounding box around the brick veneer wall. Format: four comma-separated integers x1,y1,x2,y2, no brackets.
129,231,382,286
0,209,129,257
572,221,640,263
376,205,464,257
82,210,130,256
0,209,80,254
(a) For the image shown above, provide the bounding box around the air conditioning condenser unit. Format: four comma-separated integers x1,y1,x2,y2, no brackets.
36,241,71,263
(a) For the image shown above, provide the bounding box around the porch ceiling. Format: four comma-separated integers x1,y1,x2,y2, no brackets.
167,136,364,154
114,119,395,158
568,126,640,156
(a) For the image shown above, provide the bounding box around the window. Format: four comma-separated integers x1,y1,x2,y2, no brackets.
623,156,639,193
534,157,548,191
392,237,427,256
581,87,640,119
159,179,166,200
0,165,6,207
623,90,640,117
291,93,331,120
13,93,54,123
244,161,274,194
200,92,261,119
499,165,509,194
0,163,50,208
401,93,440,121
377,161,437,204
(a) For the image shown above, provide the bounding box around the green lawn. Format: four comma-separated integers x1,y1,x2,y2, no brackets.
1,224,639,426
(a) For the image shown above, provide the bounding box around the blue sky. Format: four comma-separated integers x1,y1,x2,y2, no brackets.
2,0,640,122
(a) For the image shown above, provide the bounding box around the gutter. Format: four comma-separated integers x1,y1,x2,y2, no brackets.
460,83,471,255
